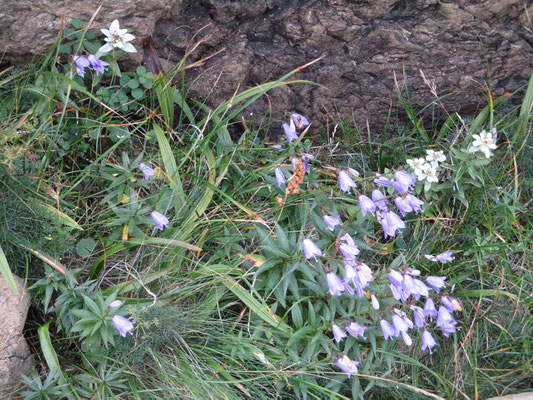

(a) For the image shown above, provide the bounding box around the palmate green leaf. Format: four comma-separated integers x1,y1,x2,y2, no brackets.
0,244,18,294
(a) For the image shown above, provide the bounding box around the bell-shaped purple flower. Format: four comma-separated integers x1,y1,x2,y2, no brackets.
436,306,457,337
370,294,380,310
151,210,170,230
291,113,309,129
338,170,357,193
326,270,345,296
372,189,388,210
343,281,355,295
411,305,427,328
394,196,413,217
421,330,438,353
323,215,342,231
423,297,438,320
345,322,367,339
401,330,413,346
283,121,298,142
335,355,359,378
441,296,462,313
392,313,410,333
406,194,424,213
108,300,123,308
88,54,109,76
275,167,286,187
380,319,397,340
340,242,360,260
374,175,394,187
381,210,405,238
437,250,455,263
413,278,429,299
332,323,347,343
73,55,90,77
426,276,446,293
359,195,376,217
392,170,416,194
388,270,404,287
303,238,322,261
111,315,134,337
390,283,403,301
139,163,156,180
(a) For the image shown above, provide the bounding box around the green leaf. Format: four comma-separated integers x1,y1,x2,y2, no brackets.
0,245,18,295
76,238,96,258
131,88,144,99
38,321,61,373
71,18,84,29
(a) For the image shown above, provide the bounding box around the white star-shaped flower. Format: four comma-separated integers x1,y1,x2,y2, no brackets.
425,149,446,164
98,19,137,55
406,157,428,177
422,163,438,183
469,128,497,158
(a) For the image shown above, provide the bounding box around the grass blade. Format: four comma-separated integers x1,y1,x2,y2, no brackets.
0,244,18,295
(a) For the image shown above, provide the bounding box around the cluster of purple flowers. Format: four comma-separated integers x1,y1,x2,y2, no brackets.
73,54,109,78
380,266,460,352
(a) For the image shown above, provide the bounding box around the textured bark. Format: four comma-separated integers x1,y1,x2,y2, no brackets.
154,0,533,129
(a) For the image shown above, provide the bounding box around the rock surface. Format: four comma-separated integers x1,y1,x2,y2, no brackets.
485,393,533,400
1,0,532,129
0,276,33,395
154,0,533,129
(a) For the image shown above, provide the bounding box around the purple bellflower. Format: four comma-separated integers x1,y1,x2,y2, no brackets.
421,330,438,353
401,331,413,346
326,270,345,296
336,355,359,378
73,55,90,77
339,242,360,260
338,170,357,193
441,296,462,313
323,215,342,231
139,163,156,180
283,120,298,142
426,276,446,293
372,189,388,210
303,238,322,261
388,270,404,287
437,250,455,263
374,175,394,187
332,323,347,343
151,210,170,230
88,54,109,76
275,167,286,187
392,170,416,194
359,195,376,217
111,315,134,337
371,294,380,310
436,306,458,337
406,194,424,213
380,210,405,238
291,113,309,129
423,297,438,320
345,322,367,339
411,305,427,328
380,319,398,340
394,196,413,217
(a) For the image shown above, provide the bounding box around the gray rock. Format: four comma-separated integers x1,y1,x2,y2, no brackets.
154,0,533,129
485,393,533,400
0,276,34,396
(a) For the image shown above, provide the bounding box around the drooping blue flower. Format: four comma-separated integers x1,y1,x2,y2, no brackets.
441,296,461,313
426,276,446,293
151,210,170,230
371,294,380,310
283,121,298,142
380,319,397,340
73,55,90,77
421,330,438,353
436,306,458,337
139,163,156,180
111,315,134,337
392,313,410,334
338,170,357,193
326,270,344,296
372,189,388,210
394,196,413,217
392,170,416,194
303,238,322,261
413,278,429,299
406,194,424,213
437,250,455,263
423,297,438,320
335,355,359,378
340,242,360,261
345,322,367,339
381,210,405,238
275,167,286,187
388,270,404,287
374,175,394,187
401,330,413,346
323,215,342,231
411,305,427,328
359,195,376,217
88,54,109,76
332,323,347,343
290,113,309,129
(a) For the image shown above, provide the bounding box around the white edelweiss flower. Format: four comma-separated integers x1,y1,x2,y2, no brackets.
98,19,137,54
425,149,446,164
406,157,428,177
470,128,497,158
422,163,439,183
